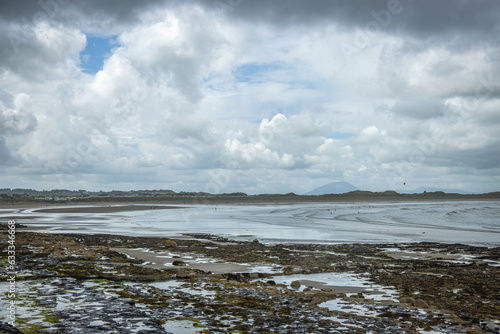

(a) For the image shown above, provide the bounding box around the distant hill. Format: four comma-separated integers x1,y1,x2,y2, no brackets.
397,186,475,195
305,182,359,195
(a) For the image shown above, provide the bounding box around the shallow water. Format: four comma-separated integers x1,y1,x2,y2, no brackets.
2,201,500,246
260,272,399,300
161,319,206,334
149,281,217,298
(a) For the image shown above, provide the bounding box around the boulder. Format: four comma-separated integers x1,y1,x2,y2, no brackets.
164,240,177,248
290,280,301,289
172,260,187,266
175,269,195,279
414,299,429,308
308,294,329,305
399,296,416,305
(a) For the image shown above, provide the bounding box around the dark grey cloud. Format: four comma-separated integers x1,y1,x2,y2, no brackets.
436,144,500,170
393,0,500,42
475,102,500,126
0,136,17,166
3,0,499,40
0,89,13,108
0,0,166,23
2,0,499,70
218,0,500,44
430,60,465,78
0,0,167,69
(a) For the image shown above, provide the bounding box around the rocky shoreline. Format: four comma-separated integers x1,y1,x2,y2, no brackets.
1,231,499,333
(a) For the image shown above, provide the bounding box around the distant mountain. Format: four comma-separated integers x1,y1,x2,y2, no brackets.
397,186,476,195
305,182,359,195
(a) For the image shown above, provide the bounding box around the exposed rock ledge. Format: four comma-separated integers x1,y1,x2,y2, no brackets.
0,231,499,333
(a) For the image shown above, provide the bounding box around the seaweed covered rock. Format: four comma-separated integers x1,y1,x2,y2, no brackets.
290,280,301,289
0,321,25,334
164,240,177,248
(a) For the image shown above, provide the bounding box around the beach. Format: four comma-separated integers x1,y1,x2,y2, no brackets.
0,201,499,333
3,200,500,246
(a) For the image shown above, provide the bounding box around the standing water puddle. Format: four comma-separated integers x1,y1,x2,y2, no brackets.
264,272,398,300
149,280,217,298
161,319,207,333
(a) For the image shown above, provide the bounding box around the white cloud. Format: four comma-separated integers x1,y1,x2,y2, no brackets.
0,1,499,193
225,138,296,168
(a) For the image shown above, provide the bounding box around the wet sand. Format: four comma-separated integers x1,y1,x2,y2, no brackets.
4,201,498,247
32,204,182,214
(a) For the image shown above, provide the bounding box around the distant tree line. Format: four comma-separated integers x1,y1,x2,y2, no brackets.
0,188,249,199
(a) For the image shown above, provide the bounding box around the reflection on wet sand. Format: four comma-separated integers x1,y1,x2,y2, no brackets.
3,201,499,246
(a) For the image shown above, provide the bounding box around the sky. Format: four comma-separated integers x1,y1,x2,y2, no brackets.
0,0,500,194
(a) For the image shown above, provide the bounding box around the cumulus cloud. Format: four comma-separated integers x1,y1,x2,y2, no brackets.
0,0,499,193
225,138,295,168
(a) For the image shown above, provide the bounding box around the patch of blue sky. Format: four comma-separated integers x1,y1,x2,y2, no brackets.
233,62,327,93
326,132,355,139
233,62,286,83
80,34,119,75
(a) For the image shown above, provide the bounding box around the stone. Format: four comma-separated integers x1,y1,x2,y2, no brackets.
414,299,429,308
282,266,301,275
165,240,177,248
223,273,243,281
309,294,329,305
399,296,416,305
172,260,187,266
290,280,301,289
49,248,67,259
176,269,195,279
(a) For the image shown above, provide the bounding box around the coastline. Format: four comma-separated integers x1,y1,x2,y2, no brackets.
1,190,500,211
2,200,499,247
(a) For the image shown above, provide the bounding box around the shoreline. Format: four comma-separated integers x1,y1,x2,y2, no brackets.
2,200,499,248
1,196,499,213
1,190,499,210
